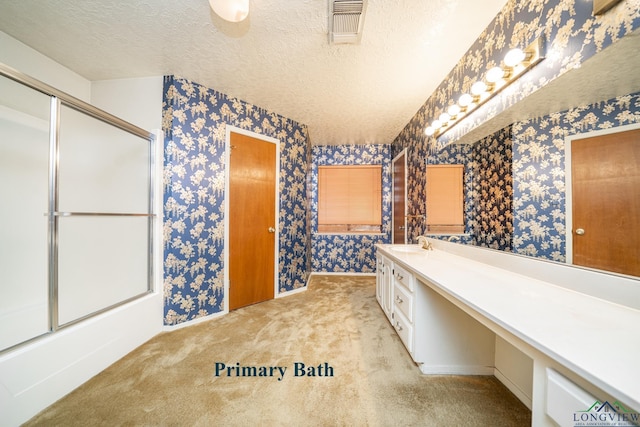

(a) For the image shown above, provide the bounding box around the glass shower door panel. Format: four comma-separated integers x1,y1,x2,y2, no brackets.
57,105,150,214
57,216,149,325
0,76,50,350
56,103,151,325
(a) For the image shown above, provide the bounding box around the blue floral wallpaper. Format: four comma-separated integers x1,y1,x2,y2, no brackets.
162,76,310,325
512,90,640,261
393,0,640,254
429,127,513,251
311,144,392,273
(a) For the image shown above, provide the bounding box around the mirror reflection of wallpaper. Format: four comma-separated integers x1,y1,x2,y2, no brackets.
162,76,310,325
311,144,392,273
430,127,513,251
430,91,640,261
513,90,640,261
394,0,640,247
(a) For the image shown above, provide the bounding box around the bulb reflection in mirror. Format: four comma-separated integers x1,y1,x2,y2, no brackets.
447,104,461,117
471,81,488,96
504,48,526,67
486,66,505,83
458,93,473,107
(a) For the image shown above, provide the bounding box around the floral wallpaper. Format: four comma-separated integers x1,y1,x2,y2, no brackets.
512,90,640,260
429,127,513,251
311,144,392,273
162,76,310,325
393,0,640,253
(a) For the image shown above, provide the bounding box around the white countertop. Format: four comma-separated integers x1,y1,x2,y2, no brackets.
376,243,640,412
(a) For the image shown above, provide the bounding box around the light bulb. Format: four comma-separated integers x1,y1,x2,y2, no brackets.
504,48,526,67
439,112,451,123
209,0,249,22
431,119,442,129
425,126,435,136
471,81,488,96
458,93,473,107
486,66,505,83
447,104,461,117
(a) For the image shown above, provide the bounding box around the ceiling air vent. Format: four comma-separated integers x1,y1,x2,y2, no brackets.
329,0,367,44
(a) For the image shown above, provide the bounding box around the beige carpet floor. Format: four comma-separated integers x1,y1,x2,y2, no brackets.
26,275,531,426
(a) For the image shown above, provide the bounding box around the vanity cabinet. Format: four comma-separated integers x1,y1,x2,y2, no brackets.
391,263,414,354
376,243,640,426
376,256,430,365
376,247,495,374
375,253,393,323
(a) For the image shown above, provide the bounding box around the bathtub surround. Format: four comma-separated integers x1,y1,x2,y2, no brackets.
24,276,530,427
162,76,311,326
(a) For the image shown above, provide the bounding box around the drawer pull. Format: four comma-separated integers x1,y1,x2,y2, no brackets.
396,274,404,280
395,321,403,331
396,295,403,304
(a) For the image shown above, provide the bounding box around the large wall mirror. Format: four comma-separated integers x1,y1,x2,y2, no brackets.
428,28,640,279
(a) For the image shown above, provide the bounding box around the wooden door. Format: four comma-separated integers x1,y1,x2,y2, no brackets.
571,128,640,277
393,151,407,244
228,132,277,310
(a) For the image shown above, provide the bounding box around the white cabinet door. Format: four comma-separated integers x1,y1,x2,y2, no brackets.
382,260,393,322
375,254,394,323
375,255,383,306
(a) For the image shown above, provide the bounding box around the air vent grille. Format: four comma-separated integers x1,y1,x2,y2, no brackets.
333,0,363,14
329,0,367,44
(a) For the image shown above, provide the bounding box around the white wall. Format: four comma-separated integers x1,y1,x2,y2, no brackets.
0,31,91,102
0,31,164,426
91,76,163,131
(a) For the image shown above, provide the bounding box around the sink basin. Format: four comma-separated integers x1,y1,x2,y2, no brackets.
388,245,425,253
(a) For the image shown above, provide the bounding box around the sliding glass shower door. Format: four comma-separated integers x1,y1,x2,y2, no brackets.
0,67,155,352
0,75,50,350
56,104,152,325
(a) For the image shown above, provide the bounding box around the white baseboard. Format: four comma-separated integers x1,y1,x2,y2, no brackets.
494,367,533,410
162,309,226,331
277,286,307,298
309,272,376,277
418,364,495,375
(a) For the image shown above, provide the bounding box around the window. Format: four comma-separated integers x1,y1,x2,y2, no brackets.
318,165,382,233
426,165,464,233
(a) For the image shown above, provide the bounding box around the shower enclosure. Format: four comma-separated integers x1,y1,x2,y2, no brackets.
0,64,156,353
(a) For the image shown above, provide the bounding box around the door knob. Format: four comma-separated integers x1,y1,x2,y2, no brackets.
268,227,276,233
575,228,585,235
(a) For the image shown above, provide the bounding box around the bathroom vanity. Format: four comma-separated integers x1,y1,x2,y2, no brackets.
376,241,640,427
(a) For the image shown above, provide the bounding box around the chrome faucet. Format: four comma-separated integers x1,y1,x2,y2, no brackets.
416,236,433,250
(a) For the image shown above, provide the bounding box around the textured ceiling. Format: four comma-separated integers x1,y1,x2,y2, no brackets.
0,0,507,145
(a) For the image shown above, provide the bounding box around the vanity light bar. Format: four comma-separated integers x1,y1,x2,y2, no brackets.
425,37,545,138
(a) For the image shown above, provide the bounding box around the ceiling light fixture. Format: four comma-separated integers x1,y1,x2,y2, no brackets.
209,0,249,22
425,37,545,139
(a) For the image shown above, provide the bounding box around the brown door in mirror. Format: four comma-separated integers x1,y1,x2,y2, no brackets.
393,151,406,244
571,128,640,277
229,132,276,310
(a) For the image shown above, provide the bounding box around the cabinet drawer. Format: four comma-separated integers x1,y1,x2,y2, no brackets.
393,264,413,291
393,310,413,354
394,282,413,322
